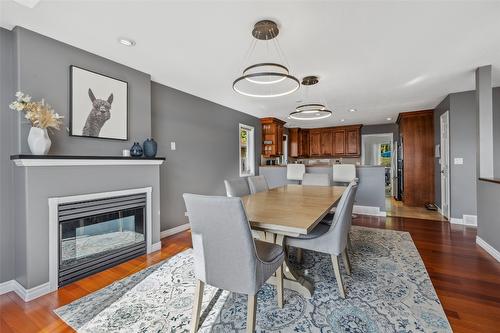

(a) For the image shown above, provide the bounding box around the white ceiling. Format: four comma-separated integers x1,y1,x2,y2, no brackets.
2,0,500,128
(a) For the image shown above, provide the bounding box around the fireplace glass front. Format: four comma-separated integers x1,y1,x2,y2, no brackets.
58,193,146,286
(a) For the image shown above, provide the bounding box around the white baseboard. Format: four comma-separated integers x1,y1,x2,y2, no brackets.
450,215,477,226
151,242,162,252
0,280,51,302
160,223,191,239
353,205,386,217
476,236,500,262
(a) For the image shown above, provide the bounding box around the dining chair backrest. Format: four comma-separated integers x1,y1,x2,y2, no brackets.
248,175,269,194
333,164,356,183
224,178,251,197
287,164,306,181
301,173,330,186
183,193,260,294
314,182,358,255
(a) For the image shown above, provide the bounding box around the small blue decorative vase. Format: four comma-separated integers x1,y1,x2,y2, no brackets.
143,138,157,158
130,142,143,157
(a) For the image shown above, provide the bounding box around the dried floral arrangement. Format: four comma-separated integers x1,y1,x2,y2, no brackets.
9,92,64,130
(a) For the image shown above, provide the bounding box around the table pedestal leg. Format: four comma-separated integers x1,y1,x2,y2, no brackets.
264,232,314,298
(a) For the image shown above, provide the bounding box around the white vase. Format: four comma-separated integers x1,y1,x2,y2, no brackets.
27,127,51,155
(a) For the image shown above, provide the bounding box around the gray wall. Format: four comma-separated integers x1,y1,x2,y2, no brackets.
151,82,262,231
0,27,157,285
0,27,16,283
362,123,399,139
14,27,152,154
477,180,500,252
434,92,477,218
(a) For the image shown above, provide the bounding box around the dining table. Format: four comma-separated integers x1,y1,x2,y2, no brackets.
241,184,346,298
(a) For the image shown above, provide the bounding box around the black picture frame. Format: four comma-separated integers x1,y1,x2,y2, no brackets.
69,65,129,141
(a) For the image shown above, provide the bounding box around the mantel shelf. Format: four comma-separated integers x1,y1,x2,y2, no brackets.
10,155,165,167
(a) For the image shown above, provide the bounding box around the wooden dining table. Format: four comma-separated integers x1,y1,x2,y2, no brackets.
241,184,346,298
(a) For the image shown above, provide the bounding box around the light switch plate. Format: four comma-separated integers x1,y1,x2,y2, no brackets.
454,157,464,165
170,142,176,150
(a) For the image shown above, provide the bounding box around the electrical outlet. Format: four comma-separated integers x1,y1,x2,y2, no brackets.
170,142,176,151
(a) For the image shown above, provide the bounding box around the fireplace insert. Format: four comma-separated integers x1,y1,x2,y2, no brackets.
58,193,146,286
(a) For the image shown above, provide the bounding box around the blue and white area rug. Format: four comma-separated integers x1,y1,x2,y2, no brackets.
55,226,452,332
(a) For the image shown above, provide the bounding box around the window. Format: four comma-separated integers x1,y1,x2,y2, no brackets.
239,124,255,177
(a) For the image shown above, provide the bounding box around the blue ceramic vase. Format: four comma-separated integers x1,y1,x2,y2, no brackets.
130,142,143,157
143,138,158,158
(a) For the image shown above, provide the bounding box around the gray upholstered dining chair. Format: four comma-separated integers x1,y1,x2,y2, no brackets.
183,194,285,333
285,182,358,298
301,173,330,186
248,175,269,194
224,178,251,197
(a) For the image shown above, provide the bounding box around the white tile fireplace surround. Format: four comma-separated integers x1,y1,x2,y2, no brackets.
5,155,164,301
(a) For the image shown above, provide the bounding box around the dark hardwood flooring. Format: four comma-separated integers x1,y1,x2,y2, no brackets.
1,216,499,333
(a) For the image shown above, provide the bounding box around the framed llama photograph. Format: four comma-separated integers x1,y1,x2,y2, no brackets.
70,65,128,140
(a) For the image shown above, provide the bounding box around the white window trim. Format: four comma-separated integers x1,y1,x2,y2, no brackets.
239,123,255,177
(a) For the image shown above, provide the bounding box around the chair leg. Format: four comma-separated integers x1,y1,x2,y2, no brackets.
246,294,257,333
341,250,352,275
347,233,353,251
277,264,284,308
296,248,303,263
331,255,346,299
190,279,204,333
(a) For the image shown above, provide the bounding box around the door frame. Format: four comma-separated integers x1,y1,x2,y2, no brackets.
440,111,450,219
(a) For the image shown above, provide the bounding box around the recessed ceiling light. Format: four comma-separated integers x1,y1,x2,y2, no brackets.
118,38,136,47
340,119,345,122
386,117,392,121
349,108,356,113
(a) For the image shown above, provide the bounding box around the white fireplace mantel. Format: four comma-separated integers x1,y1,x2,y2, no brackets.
11,154,165,167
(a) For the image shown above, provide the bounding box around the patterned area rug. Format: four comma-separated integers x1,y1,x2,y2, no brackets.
55,226,452,332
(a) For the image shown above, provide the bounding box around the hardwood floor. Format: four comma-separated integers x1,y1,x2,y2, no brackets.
386,197,447,221
1,216,499,333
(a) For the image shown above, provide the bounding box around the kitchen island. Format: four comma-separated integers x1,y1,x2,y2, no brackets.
259,165,386,216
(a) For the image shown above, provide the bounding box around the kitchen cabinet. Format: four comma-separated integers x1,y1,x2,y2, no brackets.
265,120,362,158
261,117,286,157
320,129,333,156
346,126,361,155
299,129,309,157
289,128,310,157
333,129,346,155
288,128,300,157
309,130,321,156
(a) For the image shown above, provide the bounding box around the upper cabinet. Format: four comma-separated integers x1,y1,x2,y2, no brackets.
309,129,321,156
320,129,333,156
284,124,362,158
261,117,286,157
289,128,310,158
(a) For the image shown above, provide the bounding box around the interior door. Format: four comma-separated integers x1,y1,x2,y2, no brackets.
440,111,450,219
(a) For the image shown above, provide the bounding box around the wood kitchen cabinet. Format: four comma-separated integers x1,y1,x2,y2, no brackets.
332,129,346,155
288,128,300,157
289,128,310,157
345,126,361,155
267,120,362,158
320,129,333,156
309,130,321,156
261,117,286,157
299,129,309,157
